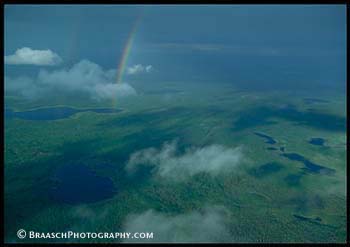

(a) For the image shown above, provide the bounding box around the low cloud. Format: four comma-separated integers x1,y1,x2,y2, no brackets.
123,206,232,243
5,76,40,99
5,59,136,100
126,140,243,180
5,47,63,66
127,64,153,75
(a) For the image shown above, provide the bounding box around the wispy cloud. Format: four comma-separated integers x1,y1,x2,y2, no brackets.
126,140,243,181
127,64,153,75
123,205,232,243
5,47,63,66
5,59,136,100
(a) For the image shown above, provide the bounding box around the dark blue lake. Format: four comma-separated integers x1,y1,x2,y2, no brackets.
309,138,326,146
5,107,122,121
51,164,116,204
254,132,277,144
266,147,278,151
281,153,335,175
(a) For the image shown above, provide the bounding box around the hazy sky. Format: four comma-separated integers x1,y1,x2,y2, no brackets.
5,4,346,91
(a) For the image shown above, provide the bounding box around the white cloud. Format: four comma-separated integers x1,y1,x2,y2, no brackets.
5,59,136,100
93,82,136,100
126,140,243,180
5,47,63,66
127,64,153,75
123,206,232,243
5,76,40,99
145,65,153,73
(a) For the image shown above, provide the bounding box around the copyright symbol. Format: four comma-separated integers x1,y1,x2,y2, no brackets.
17,229,26,239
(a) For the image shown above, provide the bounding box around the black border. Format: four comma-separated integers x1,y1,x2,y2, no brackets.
1,0,350,4
1,1,348,246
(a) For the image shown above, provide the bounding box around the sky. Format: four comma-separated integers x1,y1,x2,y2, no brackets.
4,4,346,95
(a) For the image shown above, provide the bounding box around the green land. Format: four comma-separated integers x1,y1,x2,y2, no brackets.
4,81,346,243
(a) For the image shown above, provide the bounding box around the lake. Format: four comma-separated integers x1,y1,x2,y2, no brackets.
309,138,326,146
50,164,116,204
281,153,335,175
5,107,122,121
266,147,278,151
254,132,277,144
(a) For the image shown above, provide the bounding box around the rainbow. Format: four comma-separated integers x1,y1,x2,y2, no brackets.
112,15,143,108
116,15,143,84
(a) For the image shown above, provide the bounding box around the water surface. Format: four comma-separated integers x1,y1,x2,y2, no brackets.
51,164,116,204
254,132,277,144
267,147,278,151
281,153,335,175
5,107,122,121
309,138,326,146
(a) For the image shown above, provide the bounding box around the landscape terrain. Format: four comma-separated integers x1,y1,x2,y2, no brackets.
4,4,346,243
5,80,346,243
